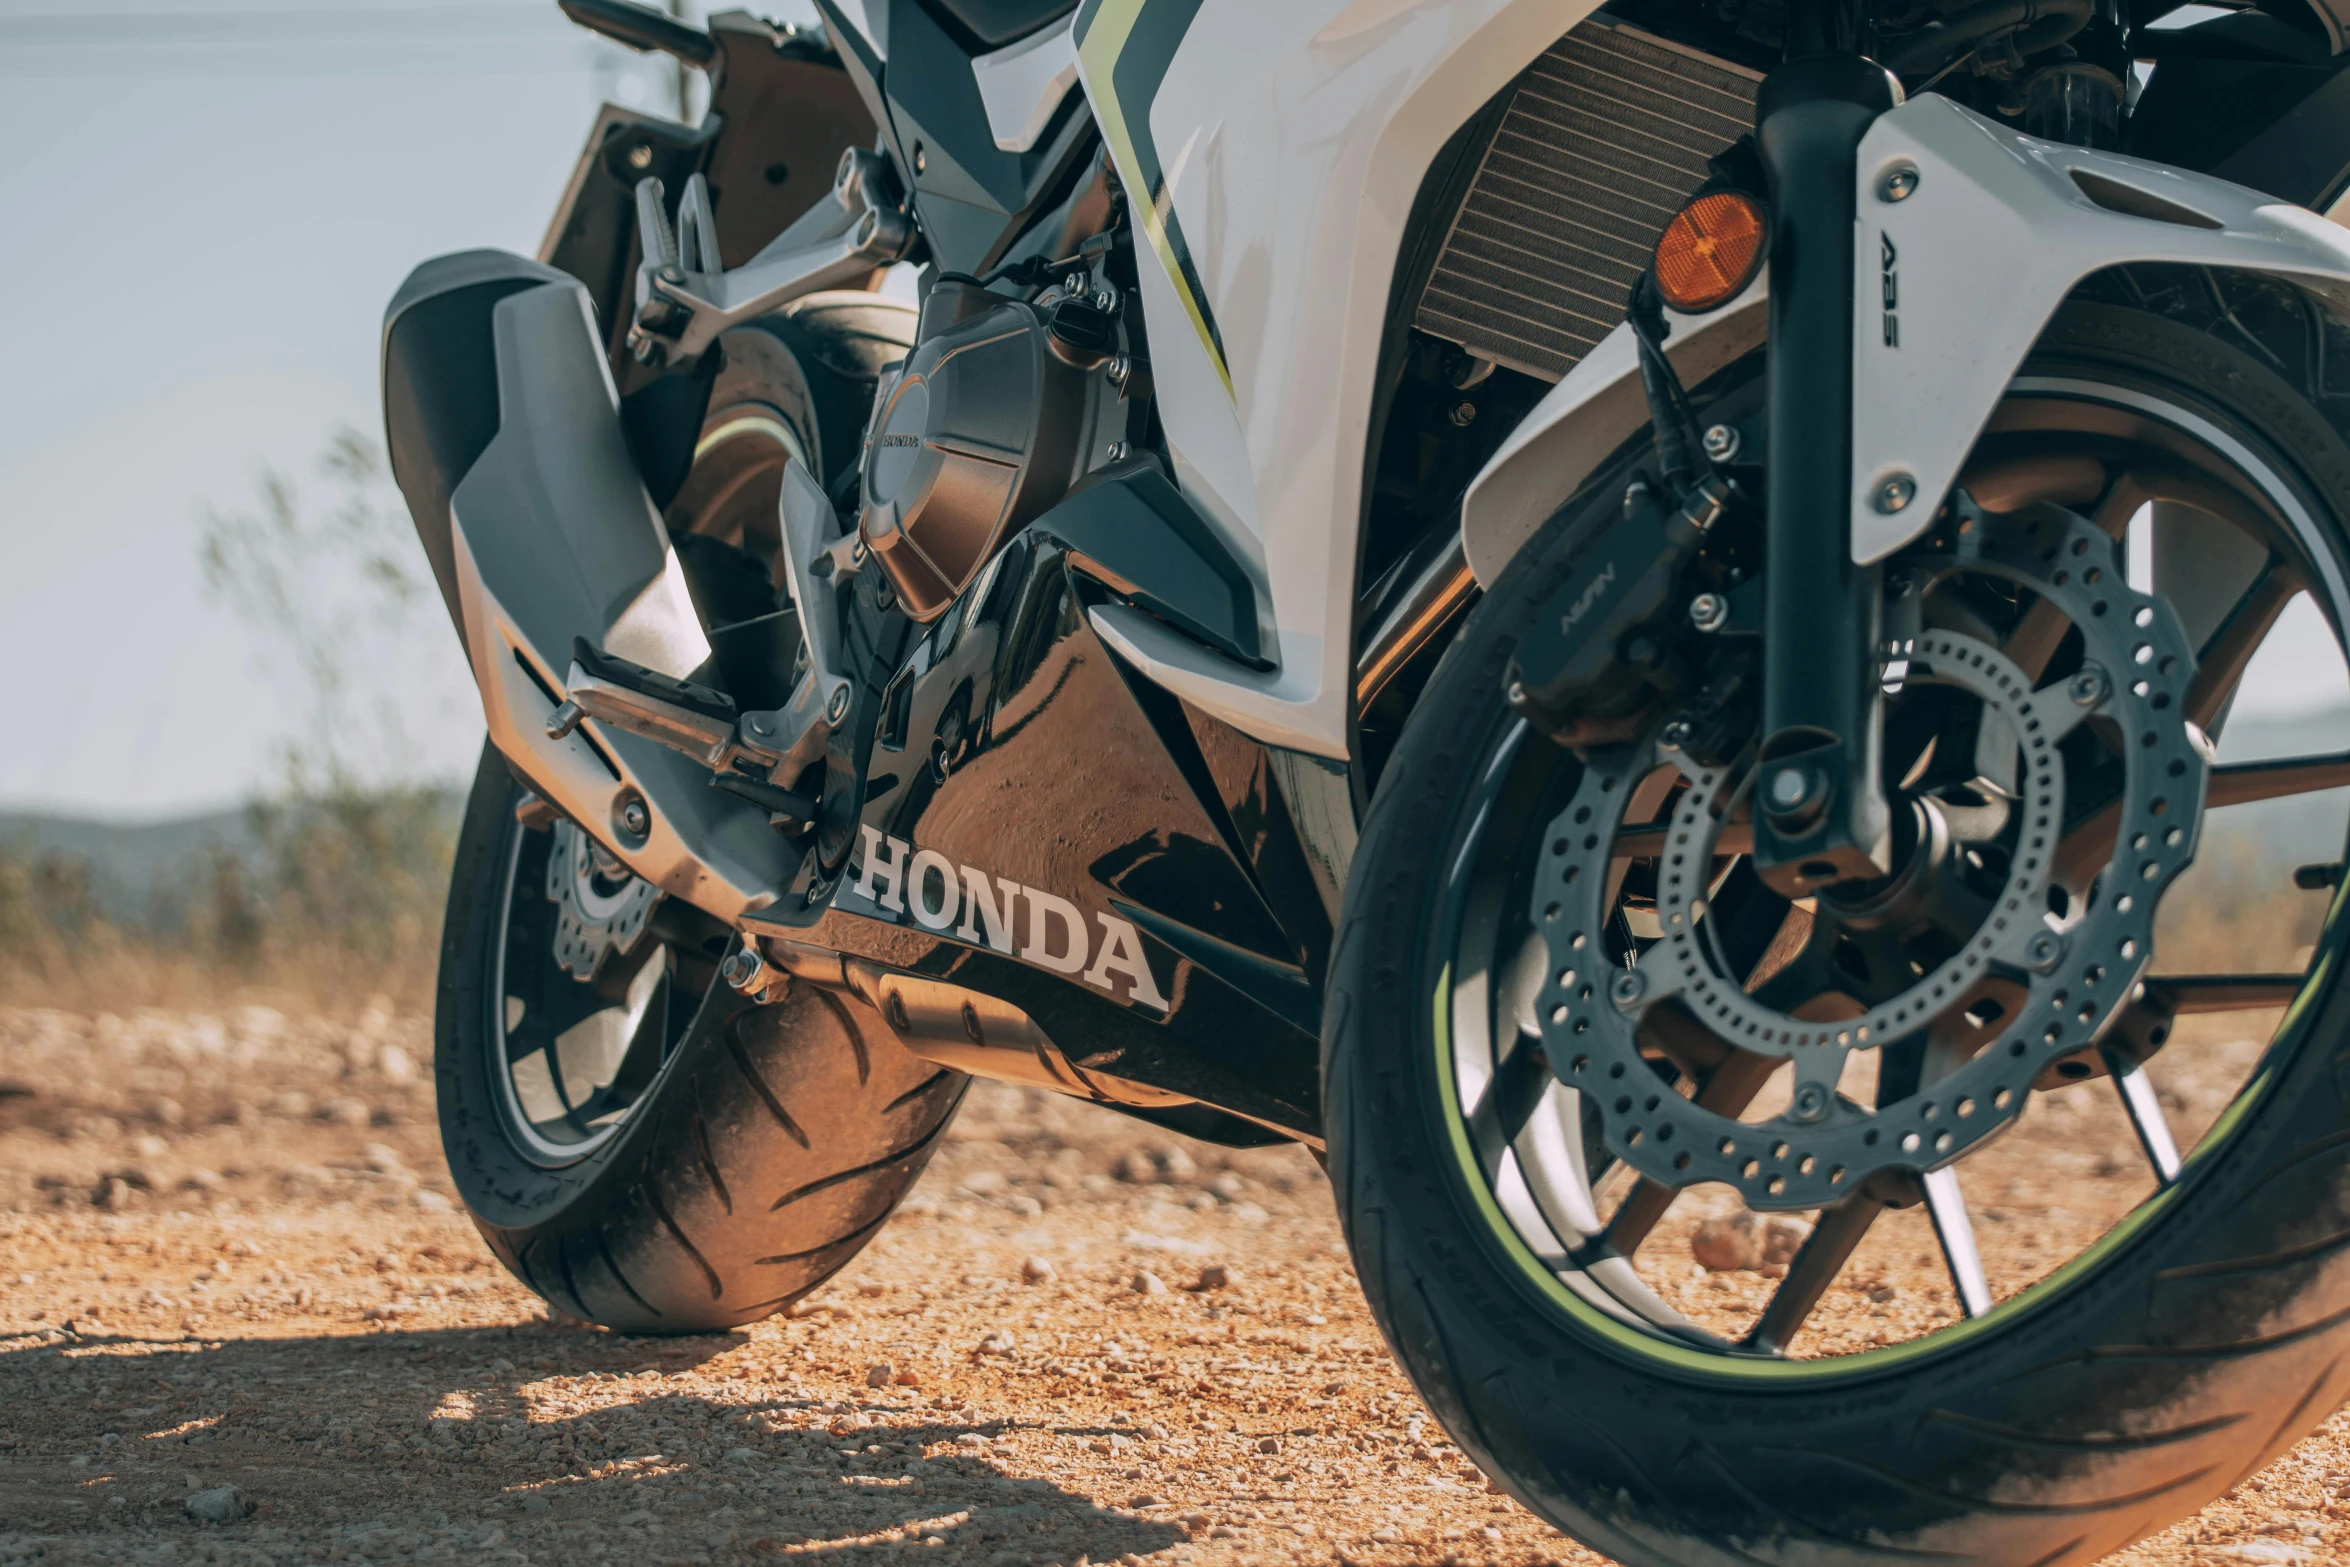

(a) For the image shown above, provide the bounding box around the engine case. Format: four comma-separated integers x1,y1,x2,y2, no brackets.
858,278,1102,621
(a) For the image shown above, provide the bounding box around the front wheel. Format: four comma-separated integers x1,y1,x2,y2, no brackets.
1328,277,2350,1564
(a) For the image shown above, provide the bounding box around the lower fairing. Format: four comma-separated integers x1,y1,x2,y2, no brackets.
746,531,1336,1142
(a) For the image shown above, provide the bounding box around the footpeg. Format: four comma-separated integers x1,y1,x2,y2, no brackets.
549,458,856,832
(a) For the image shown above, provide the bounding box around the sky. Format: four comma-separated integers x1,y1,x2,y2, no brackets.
0,0,816,821
0,0,2343,822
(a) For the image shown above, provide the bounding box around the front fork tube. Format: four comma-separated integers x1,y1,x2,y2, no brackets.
1750,53,1903,897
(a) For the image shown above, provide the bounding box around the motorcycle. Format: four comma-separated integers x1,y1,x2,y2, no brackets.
384,0,2350,1558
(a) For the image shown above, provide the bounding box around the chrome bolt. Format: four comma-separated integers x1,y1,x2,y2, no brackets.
545,700,584,740
824,684,853,725
1609,969,1648,1010
1107,354,1132,388
1873,473,1918,514
1506,680,1528,707
1766,765,1815,814
2024,929,2066,974
1093,286,1117,312
913,144,927,174
2069,663,2109,707
1448,401,1478,428
1660,719,1694,751
1688,592,1728,633
618,797,650,838
1105,440,1130,461
626,143,653,171
719,947,760,988
1790,1082,1830,1123
1879,164,1919,202
1701,423,1741,463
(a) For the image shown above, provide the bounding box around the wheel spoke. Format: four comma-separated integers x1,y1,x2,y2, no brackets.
1600,1049,1780,1255
2208,752,2350,808
2185,556,2299,729
2141,974,2304,1013
1921,1166,1993,1318
1743,1192,1885,1355
2102,1046,2183,1185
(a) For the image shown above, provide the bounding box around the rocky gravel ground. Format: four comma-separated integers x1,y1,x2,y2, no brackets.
1,1003,2346,1566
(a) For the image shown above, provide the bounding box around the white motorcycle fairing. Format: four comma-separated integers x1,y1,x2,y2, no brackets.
1067,0,1610,759
1458,94,2350,586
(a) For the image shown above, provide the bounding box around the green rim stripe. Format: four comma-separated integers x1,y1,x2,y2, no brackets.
1073,0,1233,397
1431,952,2303,1384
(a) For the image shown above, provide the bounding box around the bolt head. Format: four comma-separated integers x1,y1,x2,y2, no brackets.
1879,164,1919,202
626,143,653,171
1660,719,1693,750
1790,1083,1829,1122
1701,424,1741,463
1449,401,1478,428
1609,969,1647,1009
1688,592,1728,632
824,684,853,725
2024,930,2066,973
2068,664,2108,707
1505,680,1528,707
619,799,650,836
1873,474,1918,514
1767,766,1813,813
745,714,772,738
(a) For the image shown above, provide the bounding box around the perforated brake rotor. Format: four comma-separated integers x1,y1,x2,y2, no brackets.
546,818,660,982
1530,508,2211,1211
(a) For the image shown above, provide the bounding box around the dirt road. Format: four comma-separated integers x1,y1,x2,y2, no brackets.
1,1004,2345,1566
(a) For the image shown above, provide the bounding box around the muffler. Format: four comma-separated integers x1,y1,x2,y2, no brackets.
382,249,798,921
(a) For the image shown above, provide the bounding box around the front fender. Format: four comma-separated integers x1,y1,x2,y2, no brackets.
1852,94,2350,562
1459,94,2350,585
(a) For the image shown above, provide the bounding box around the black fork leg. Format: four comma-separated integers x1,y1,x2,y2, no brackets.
1750,52,1903,897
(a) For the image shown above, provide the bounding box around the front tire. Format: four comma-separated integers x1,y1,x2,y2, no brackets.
1327,282,2350,1564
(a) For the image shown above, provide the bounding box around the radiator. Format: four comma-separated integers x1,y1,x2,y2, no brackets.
1413,17,1761,383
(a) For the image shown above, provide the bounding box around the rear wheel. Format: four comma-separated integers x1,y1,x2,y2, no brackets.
436,295,958,1333
1327,278,2350,1563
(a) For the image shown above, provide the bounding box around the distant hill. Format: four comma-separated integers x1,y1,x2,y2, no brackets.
0,789,462,927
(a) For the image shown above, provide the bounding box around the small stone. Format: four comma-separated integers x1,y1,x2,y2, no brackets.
893,1367,922,1387
1131,1270,1168,1296
185,1485,251,1524
1195,1264,1237,1291
725,1446,760,1461
956,1432,990,1449
1760,1215,1810,1265
520,1494,554,1513
976,1329,1016,1356
1868,1283,1900,1304
1130,1494,1161,1508
1116,1149,1159,1184
318,1097,371,1126
866,1362,896,1389
1021,1255,1056,1283
1139,1422,1168,1440
1692,1213,1764,1272
412,1189,453,1213
1256,1437,1281,1455
1158,1147,1198,1183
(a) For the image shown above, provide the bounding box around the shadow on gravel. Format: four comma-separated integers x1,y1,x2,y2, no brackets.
0,1323,1191,1563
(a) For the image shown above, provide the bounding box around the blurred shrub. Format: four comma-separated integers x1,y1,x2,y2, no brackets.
0,428,468,1015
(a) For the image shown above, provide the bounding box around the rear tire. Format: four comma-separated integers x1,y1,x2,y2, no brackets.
437,743,965,1333
1326,282,2350,1564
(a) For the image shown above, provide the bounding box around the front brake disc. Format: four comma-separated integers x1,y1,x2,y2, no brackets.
1529,507,2209,1211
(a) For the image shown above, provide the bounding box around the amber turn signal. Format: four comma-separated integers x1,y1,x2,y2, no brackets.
1651,191,1767,314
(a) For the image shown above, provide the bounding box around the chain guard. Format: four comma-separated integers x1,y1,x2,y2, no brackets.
1529,506,2210,1210
547,819,659,982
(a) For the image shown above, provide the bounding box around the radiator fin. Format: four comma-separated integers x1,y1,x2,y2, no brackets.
1414,18,1760,383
